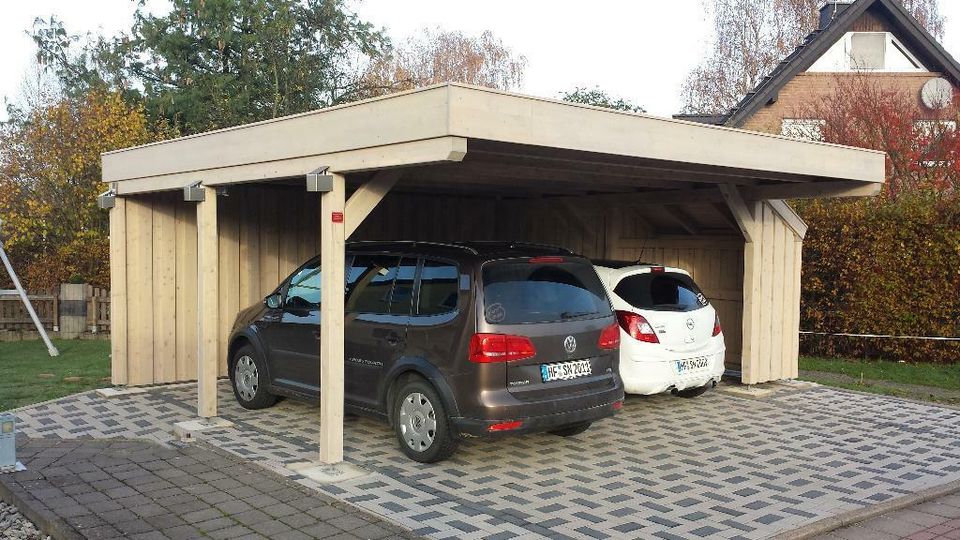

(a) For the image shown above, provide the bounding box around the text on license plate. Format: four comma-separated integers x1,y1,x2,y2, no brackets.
541,360,592,382
674,356,710,375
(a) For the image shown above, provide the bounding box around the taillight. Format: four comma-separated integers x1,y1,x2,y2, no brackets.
615,310,660,343
598,322,621,350
469,333,537,363
712,314,722,337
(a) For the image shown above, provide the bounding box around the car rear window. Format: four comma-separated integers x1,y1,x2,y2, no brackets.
482,258,610,324
614,272,708,312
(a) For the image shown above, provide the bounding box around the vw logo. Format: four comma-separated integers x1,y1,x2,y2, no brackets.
563,336,577,354
686,318,696,330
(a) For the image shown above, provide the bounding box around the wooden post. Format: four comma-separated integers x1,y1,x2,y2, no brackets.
110,197,128,384
197,187,219,418
319,173,346,464
719,185,762,384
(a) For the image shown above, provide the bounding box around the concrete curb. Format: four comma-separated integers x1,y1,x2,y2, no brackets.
0,470,84,540
774,479,960,540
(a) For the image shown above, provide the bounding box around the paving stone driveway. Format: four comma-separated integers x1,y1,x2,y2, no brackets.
11,383,960,540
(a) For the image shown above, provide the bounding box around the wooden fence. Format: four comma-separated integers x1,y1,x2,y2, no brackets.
0,285,110,333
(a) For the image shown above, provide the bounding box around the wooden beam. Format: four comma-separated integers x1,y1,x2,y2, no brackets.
718,185,758,244
109,197,128,385
743,181,881,200
319,173,346,464
344,170,401,238
712,202,741,232
664,205,701,235
767,199,808,239
197,186,219,418
466,149,789,185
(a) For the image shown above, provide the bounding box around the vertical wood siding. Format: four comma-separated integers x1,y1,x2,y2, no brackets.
112,189,801,385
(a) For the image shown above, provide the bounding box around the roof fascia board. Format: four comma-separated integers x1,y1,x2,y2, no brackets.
113,137,467,196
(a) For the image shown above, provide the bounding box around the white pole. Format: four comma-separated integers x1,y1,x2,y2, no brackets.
0,224,59,357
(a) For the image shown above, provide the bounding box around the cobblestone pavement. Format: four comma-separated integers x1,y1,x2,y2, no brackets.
10,382,960,539
1,437,416,539
814,493,960,540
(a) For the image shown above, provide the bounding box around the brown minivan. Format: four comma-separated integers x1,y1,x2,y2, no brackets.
227,241,624,462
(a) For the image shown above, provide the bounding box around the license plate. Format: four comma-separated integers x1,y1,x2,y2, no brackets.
674,356,710,375
541,360,592,382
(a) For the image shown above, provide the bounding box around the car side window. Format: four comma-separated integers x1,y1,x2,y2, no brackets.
346,255,400,314
285,261,321,310
417,259,459,316
390,257,417,315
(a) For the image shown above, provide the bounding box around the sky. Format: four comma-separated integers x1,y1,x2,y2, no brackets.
4,0,960,120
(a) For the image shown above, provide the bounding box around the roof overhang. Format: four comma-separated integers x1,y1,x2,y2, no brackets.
103,83,886,199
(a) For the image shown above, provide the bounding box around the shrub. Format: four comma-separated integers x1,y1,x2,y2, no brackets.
796,191,960,363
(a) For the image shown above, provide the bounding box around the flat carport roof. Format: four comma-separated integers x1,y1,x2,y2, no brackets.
104,83,884,198
102,83,886,469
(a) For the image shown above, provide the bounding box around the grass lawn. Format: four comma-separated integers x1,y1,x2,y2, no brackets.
799,356,960,406
0,339,111,411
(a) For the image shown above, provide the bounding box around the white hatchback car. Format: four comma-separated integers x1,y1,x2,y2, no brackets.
594,261,725,397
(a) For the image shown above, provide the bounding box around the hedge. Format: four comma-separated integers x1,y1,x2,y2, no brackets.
795,191,960,364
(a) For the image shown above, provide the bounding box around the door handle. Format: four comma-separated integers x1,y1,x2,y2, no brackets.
313,329,321,340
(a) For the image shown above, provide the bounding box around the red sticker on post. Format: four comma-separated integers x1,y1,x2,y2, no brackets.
331,212,344,223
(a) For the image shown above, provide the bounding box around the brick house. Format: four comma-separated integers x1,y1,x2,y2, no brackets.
676,0,960,137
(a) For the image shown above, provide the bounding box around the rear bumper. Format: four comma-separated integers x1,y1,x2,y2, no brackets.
620,349,726,395
452,397,622,437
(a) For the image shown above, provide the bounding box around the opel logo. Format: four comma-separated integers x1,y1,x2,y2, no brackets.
686,318,696,331
563,336,577,354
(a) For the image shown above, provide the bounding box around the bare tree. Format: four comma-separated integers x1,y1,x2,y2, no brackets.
681,0,944,115
361,28,526,96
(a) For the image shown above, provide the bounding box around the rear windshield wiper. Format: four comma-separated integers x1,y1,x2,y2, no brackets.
560,311,594,319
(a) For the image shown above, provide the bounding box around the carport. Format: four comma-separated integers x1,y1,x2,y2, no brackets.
100,83,885,465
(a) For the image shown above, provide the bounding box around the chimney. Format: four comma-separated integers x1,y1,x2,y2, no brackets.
819,0,852,30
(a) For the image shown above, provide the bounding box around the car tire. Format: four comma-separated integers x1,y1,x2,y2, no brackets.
392,378,459,463
230,345,278,410
548,422,592,437
675,384,710,398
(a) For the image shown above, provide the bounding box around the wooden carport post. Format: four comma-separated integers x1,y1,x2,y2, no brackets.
719,185,762,385
196,185,219,418
317,172,346,464
307,169,399,469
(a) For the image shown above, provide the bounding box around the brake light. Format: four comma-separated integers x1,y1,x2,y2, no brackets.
598,322,621,350
712,314,722,337
488,420,523,432
528,256,565,264
469,334,537,363
612,400,623,410
615,311,660,343
650,266,665,273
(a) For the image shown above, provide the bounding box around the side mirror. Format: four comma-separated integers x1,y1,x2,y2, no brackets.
265,294,283,309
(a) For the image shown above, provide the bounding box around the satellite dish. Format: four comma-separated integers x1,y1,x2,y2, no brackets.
921,77,953,110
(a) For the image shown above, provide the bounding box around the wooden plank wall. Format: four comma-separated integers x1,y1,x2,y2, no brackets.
742,203,802,383
113,188,800,385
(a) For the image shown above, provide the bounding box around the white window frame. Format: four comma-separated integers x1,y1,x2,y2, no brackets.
781,119,826,141
808,32,927,73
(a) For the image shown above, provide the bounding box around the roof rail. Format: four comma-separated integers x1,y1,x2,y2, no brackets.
346,240,480,255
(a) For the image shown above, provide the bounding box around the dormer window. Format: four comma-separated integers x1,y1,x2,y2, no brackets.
809,32,926,73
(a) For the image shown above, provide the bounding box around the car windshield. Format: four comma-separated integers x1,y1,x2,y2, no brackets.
482,258,610,324
614,272,708,312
